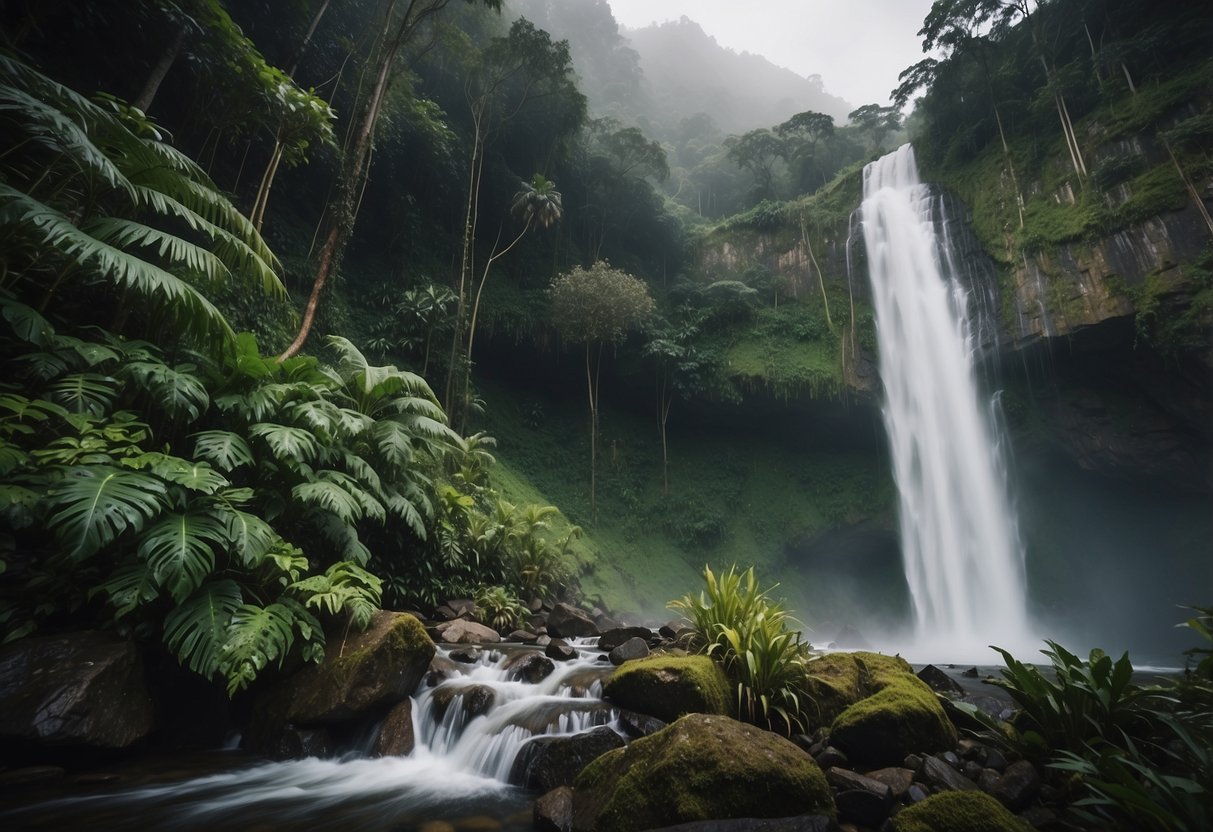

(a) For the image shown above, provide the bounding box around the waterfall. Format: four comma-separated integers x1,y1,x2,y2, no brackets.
860,144,1033,661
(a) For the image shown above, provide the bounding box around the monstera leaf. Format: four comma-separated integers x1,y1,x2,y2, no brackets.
47,465,167,558
164,579,243,677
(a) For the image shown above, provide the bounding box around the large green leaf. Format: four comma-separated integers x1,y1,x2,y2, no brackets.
124,452,229,494
164,579,243,677
138,510,226,603
91,562,160,619
218,598,323,695
121,361,209,422
47,372,119,416
292,479,364,524
289,561,382,630
47,465,166,558
250,422,318,464
220,507,278,568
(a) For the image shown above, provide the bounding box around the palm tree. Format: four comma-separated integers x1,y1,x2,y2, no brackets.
458,173,561,418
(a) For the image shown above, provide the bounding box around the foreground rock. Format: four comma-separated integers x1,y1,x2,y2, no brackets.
547,603,600,639
510,726,625,791
0,631,153,750
825,653,956,767
572,713,835,832
245,612,434,756
888,790,1026,831
603,654,731,723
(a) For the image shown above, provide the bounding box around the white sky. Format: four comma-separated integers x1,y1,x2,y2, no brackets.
605,0,936,108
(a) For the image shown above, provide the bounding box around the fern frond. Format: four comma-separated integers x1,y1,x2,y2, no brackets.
47,465,166,558
292,478,364,523
289,561,381,630
163,579,242,677
85,217,229,284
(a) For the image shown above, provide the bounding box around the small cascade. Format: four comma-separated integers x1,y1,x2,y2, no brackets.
0,642,618,832
859,144,1034,661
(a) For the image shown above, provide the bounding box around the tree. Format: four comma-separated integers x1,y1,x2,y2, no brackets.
776,110,834,191
726,128,784,202
548,262,654,523
644,314,707,497
279,0,503,362
580,118,669,260
848,104,902,153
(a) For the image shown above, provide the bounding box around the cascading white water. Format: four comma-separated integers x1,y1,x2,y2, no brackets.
1,642,618,832
860,144,1033,661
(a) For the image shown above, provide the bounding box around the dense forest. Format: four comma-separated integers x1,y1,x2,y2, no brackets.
0,0,1210,829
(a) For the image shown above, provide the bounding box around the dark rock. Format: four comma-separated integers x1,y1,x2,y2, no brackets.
426,655,459,688
645,819,837,832
598,627,654,651
435,619,500,644
0,631,153,750
957,738,987,763
508,629,538,644
962,760,983,781
534,785,574,832
545,639,578,661
259,726,333,760
529,614,548,630
432,605,457,621
864,767,914,799
658,620,685,639
814,746,848,770
907,783,931,803
978,767,1002,793
903,753,924,773
595,616,623,632
916,665,964,695
509,726,625,791
431,684,497,722
990,759,1040,812
962,666,979,678
597,654,610,662
609,637,650,665
449,647,481,664
446,598,478,618
547,603,600,639
835,789,890,828
372,699,415,757
941,750,961,769
984,748,1008,772
572,713,834,832
529,598,544,613
1019,806,1061,828
505,651,555,683
790,734,815,754
616,709,667,739
826,767,894,804
921,755,979,792
536,635,552,647
603,654,731,724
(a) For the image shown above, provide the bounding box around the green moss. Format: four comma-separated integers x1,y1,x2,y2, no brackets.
891,791,1028,832
604,654,731,723
802,653,865,727
573,713,835,832
818,651,956,767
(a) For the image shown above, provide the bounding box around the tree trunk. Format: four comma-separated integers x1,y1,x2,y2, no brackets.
134,24,187,113
657,373,671,497
286,0,333,77
1160,133,1213,238
585,343,597,524
801,220,833,331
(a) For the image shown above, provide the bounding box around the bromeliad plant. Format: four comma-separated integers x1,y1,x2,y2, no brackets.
670,564,810,733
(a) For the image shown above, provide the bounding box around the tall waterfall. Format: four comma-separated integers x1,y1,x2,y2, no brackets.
860,144,1032,660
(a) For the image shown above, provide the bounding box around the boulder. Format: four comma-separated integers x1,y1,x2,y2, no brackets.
616,709,667,739
505,651,556,683
888,790,1026,832
258,726,333,760
547,603,600,639
0,631,153,750
864,767,915,799
609,637,650,666
572,713,835,832
917,665,965,695
431,684,497,722
448,647,482,663
546,639,578,661
828,653,957,767
436,619,501,644
801,653,867,728
603,654,731,723
989,759,1040,811
510,726,625,791
921,755,979,793
509,629,539,643
644,820,837,832
372,699,415,757
535,786,575,832
598,627,654,651
278,612,435,725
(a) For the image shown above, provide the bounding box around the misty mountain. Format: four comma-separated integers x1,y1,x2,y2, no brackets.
507,1,852,139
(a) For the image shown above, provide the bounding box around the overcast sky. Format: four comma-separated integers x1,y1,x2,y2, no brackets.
605,0,936,108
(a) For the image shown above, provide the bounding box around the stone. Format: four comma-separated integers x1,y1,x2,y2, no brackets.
436,619,501,644
916,665,965,695
990,760,1040,812
446,598,478,618
510,726,625,791
572,714,835,832
508,629,538,643
546,639,578,661
257,726,333,760
829,654,957,768
603,654,731,724
0,631,154,749
534,785,574,832
921,756,979,793
273,612,434,727
962,666,979,678
372,699,415,757
644,819,837,832
537,635,552,647
941,750,962,768
598,627,654,651
432,605,458,621
887,790,1025,832
431,684,497,722
962,760,983,781
1018,806,1060,828
906,784,931,803
903,753,924,773
547,603,600,639
863,767,914,799
505,651,555,683
609,637,650,665
977,768,1001,793
615,709,667,739
814,746,848,770
825,768,893,805
984,748,1008,772
658,620,685,639
449,647,482,663
835,789,890,828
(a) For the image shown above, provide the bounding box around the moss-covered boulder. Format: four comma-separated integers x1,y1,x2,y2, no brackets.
572,713,834,832
889,791,1028,832
828,653,956,768
603,654,731,723
802,652,865,727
